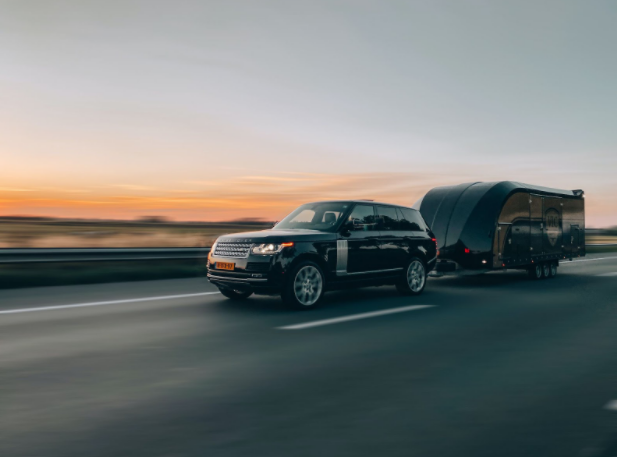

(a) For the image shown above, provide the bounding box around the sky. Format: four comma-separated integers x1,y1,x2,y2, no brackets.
1,0,616,226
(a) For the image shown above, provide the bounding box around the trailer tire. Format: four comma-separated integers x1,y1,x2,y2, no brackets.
548,261,557,278
542,262,550,279
528,264,543,280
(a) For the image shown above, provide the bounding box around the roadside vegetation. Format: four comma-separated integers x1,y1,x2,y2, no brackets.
0,216,273,248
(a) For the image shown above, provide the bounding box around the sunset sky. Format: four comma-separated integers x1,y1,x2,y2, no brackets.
1,1,616,226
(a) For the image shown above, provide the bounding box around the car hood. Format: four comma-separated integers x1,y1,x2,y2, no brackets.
217,229,336,244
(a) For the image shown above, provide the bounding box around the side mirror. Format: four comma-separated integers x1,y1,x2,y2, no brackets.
340,221,353,237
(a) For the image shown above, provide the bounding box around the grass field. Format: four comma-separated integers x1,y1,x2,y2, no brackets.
0,217,615,249
0,218,273,248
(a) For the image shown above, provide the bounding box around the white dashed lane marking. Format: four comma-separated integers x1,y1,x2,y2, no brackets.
278,305,436,330
605,400,617,411
0,292,221,315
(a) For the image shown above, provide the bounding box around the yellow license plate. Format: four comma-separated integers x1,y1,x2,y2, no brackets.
216,262,235,271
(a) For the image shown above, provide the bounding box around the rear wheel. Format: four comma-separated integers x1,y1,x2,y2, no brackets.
548,261,558,278
219,288,253,300
396,258,427,296
282,261,325,310
528,264,543,280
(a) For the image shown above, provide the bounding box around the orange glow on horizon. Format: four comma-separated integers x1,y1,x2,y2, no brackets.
0,172,614,227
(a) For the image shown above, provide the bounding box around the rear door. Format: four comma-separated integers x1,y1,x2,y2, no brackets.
375,205,407,270
342,204,380,274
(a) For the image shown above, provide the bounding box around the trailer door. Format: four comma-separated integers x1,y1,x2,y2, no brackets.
529,195,543,255
570,225,581,256
542,197,563,256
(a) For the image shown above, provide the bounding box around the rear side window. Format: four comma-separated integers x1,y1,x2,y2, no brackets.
347,205,377,231
376,206,400,230
400,208,427,232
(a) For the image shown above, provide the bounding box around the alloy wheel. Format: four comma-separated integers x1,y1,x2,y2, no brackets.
293,265,323,306
407,260,426,292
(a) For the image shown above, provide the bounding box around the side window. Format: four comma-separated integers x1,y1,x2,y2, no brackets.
401,208,426,232
347,205,377,231
396,208,413,230
376,206,400,231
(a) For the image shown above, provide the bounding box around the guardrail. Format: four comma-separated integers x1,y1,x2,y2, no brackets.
0,244,615,264
0,248,211,264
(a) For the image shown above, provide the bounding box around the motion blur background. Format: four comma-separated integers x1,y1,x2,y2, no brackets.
1,0,617,250
4,3,617,457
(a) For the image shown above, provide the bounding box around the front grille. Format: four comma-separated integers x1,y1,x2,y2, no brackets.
245,262,270,272
213,242,252,258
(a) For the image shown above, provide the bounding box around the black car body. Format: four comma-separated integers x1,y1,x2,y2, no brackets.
207,201,437,308
415,181,585,279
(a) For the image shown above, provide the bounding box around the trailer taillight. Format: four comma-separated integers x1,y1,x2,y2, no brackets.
464,248,470,254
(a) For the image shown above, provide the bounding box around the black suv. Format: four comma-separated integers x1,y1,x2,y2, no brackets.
207,201,437,309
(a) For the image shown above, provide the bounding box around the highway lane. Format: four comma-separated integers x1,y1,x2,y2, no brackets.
1,254,617,457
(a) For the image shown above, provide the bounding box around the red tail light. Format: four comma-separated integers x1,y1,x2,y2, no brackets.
464,248,470,254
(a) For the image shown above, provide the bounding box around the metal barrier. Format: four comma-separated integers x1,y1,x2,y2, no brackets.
0,244,614,264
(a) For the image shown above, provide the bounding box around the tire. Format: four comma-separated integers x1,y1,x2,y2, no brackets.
542,263,550,279
528,264,543,280
548,261,557,278
281,261,325,310
396,257,427,296
219,288,253,300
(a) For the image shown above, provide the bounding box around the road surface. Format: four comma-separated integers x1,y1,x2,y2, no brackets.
2,254,617,457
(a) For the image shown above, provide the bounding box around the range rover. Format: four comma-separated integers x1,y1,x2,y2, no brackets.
207,201,437,309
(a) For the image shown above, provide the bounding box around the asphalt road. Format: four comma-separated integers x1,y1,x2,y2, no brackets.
2,254,617,457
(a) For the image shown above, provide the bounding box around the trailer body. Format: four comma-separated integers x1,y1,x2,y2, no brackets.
415,182,585,273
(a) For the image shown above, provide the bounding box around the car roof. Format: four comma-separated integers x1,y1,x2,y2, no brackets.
305,200,418,210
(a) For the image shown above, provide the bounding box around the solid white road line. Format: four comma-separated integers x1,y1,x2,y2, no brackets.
604,400,617,411
0,292,221,315
278,305,436,330
598,272,617,277
561,256,617,266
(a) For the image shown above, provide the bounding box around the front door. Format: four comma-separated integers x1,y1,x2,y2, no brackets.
338,204,380,275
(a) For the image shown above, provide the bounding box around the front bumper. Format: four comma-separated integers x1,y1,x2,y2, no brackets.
207,254,284,294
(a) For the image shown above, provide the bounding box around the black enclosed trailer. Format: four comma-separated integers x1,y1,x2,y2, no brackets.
415,182,585,278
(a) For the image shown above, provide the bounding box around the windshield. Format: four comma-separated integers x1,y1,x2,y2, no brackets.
275,202,350,231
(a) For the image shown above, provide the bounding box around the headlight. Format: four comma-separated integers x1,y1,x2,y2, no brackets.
252,242,294,255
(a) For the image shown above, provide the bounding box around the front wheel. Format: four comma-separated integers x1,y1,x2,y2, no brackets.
219,288,253,300
396,258,427,296
281,261,325,310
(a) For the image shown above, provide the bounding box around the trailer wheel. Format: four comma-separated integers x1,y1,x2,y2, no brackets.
528,264,543,280
548,262,557,278
542,263,550,279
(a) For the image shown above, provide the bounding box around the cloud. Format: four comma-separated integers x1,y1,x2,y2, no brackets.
0,187,35,192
